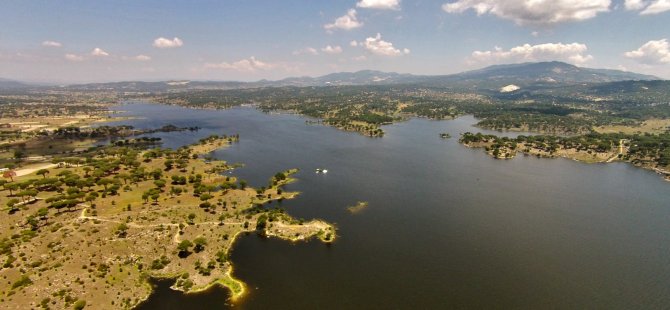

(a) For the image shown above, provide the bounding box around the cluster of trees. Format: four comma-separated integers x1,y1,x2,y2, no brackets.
460,131,670,167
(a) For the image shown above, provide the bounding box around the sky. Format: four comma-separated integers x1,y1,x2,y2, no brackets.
0,0,669,83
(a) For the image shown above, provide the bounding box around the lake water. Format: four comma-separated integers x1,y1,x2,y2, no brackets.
110,103,670,309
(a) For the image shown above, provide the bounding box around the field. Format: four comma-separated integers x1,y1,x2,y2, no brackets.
0,136,335,309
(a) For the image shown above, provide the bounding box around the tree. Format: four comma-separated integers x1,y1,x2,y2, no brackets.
5,183,19,196
117,173,130,184
164,159,174,170
6,198,20,213
199,193,213,202
86,192,98,204
238,180,247,190
256,214,268,231
16,189,38,203
177,240,193,257
3,170,16,182
187,213,196,223
151,192,160,203
36,169,50,179
13,149,25,159
96,178,112,192
154,179,166,189
26,215,39,230
37,208,49,224
116,223,129,238
193,237,207,253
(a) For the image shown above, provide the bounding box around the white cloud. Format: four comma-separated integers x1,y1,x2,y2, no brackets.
357,0,401,10
624,0,670,14
321,45,343,54
625,0,647,9
442,0,611,26
65,54,84,62
91,48,109,57
350,40,359,47
134,54,152,61
153,37,184,48
324,9,363,31
204,56,276,72
624,39,670,64
42,40,62,48
469,42,593,64
293,47,319,56
361,33,410,56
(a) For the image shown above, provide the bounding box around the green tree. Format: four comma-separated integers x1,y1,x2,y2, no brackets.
193,237,207,253
6,198,20,213
256,214,268,231
116,223,129,238
37,208,49,224
35,169,50,179
177,240,193,257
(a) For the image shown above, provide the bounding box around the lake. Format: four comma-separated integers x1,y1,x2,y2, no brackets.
110,103,670,309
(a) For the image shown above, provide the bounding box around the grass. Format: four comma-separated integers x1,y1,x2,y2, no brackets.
0,136,335,309
594,119,670,134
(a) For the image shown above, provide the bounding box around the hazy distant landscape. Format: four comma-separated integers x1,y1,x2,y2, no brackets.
2,1,670,309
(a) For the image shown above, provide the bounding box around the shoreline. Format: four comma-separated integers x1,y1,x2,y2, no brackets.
461,140,670,182
132,219,336,309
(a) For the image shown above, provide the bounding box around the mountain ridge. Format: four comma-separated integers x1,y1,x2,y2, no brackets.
0,61,661,92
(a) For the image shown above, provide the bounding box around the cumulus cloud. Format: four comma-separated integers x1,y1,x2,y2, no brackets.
324,9,363,31
469,42,593,65
357,0,401,10
361,33,410,56
624,39,670,64
153,37,184,48
624,0,670,14
91,48,109,57
64,54,84,62
42,40,62,48
442,0,611,26
293,47,319,56
204,56,276,72
321,45,343,54
350,40,359,47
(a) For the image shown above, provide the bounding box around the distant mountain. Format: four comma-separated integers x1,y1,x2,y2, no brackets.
422,61,659,90
0,78,32,90
53,70,419,92
582,80,670,103
0,62,662,92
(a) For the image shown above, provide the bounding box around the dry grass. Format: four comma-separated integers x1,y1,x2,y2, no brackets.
594,119,670,134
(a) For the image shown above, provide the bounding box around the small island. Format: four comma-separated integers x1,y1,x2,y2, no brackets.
346,201,369,214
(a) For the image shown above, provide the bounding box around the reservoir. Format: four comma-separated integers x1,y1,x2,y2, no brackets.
112,103,670,309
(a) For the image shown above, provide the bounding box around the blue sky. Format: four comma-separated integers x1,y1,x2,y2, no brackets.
0,0,669,83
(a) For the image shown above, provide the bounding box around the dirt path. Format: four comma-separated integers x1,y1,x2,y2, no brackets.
77,207,244,244
15,163,58,177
